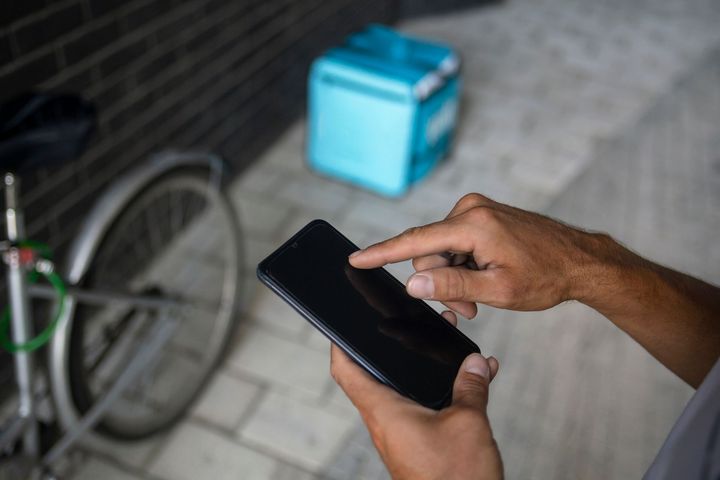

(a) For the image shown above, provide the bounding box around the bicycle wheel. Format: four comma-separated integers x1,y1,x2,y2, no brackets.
67,167,242,439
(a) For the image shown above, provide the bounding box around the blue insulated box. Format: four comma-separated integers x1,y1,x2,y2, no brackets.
307,25,461,197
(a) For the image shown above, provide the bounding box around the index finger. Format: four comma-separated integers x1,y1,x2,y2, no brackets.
349,219,475,269
412,193,491,271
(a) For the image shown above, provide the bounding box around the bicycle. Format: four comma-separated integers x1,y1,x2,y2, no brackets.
0,93,244,479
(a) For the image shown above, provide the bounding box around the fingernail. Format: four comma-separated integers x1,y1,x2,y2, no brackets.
464,353,489,379
349,250,362,258
408,273,434,299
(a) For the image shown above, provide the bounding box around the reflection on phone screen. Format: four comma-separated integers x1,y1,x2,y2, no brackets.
264,222,479,406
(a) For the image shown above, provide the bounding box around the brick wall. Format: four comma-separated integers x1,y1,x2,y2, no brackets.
0,0,494,253
399,0,498,18
0,0,395,252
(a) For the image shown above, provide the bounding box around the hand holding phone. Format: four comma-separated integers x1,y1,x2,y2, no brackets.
257,220,481,409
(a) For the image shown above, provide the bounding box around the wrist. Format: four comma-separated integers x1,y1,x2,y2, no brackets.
567,231,649,309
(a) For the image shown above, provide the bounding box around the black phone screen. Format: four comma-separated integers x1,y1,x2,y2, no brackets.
259,220,480,408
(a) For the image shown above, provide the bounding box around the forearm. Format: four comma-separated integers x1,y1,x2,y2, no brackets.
573,233,720,388
348,194,720,387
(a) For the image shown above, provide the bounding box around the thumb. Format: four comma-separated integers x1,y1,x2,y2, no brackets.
451,353,491,412
407,267,488,303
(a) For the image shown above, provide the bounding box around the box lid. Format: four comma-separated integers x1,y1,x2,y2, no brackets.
346,24,460,78
323,46,444,101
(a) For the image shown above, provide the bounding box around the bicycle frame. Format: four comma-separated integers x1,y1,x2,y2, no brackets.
48,151,226,450
3,172,40,458
0,172,181,472
1,151,224,473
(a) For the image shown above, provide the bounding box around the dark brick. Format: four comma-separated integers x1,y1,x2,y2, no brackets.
0,51,58,98
0,0,398,270
89,76,132,113
203,0,224,15
218,100,296,163
0,0,47,28
13,3,85,55
46,66,95,94
163,110,208,146
135,49,180,84
24,220,53,247
50,178,105,234
104,89,155,132
87,0,127,19
63,19,121,66
399,0,499,18
81,130,148,177
123,0,176,36
25,167,83,224
46,215,83,252
154,9,197,47
182,22,224,55
98,37,148,78
0,32,13,65
154,65,193,97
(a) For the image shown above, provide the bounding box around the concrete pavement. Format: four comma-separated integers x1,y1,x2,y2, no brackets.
69,0,720,478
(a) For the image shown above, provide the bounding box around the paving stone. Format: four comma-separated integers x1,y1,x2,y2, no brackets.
509,149,589,195
322,379,361,418
243,236,280,270
341,196,427,234
322,8,720,479
271,461,318,480
70,1,720,478
272,207,342,245
274,174,357,215
191,371,262,430
232,162,284,195
75,431,167,471
304,325,331,352
232,190,293,240
321,426,389,480
280,119,308,149
247,285,309,338
70,457,140,480
227,328,329,398
149,422,276,480
261,140,307,173
240,392,354,472
238,270,264,314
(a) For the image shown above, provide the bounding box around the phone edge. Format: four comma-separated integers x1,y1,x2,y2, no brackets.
256,265,403,394
256,219,462,409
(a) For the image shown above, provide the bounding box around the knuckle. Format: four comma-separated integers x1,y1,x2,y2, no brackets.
445,269,467,300
401,226,423,239
457,193,487,210
411,256,423,270
466,205,495,224
462,374,490,394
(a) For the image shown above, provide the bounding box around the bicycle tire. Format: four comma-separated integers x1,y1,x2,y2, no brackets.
66,166,243,439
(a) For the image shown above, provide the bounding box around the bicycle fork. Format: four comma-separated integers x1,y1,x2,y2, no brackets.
3,172,40,458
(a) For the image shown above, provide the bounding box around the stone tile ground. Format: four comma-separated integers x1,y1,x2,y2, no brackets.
68,0,720,478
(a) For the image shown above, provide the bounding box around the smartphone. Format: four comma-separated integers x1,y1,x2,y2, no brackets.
256,219,481,409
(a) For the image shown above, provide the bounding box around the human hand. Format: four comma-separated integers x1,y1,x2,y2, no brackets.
349,193,602,317
331,311,503,480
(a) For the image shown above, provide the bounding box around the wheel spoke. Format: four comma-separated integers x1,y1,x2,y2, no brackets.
67,172,241,438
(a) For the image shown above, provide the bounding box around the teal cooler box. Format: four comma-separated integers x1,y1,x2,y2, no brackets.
307,25,461,197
